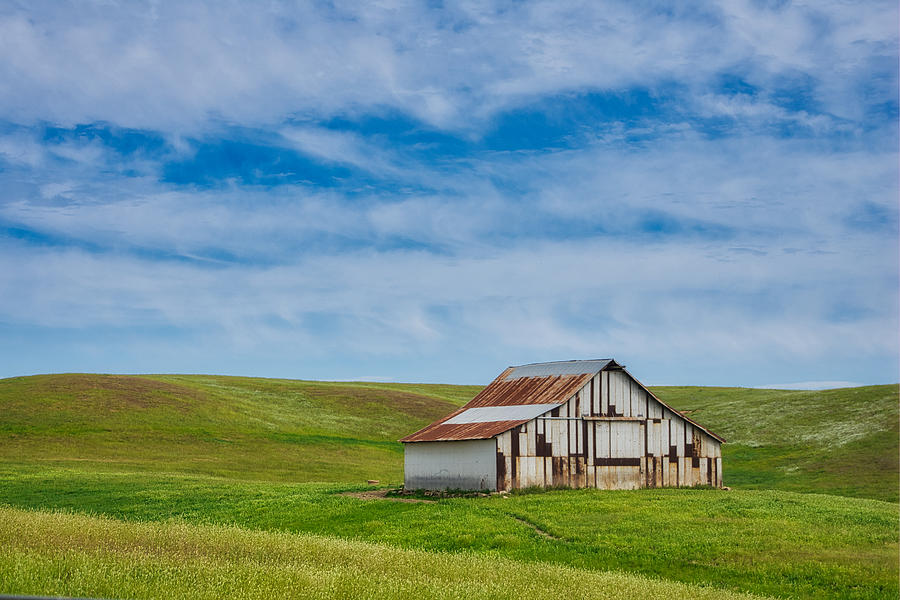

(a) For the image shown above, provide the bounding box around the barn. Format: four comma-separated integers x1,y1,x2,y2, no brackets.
400,359,724,491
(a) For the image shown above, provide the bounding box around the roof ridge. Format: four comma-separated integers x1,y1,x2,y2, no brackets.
510,358,614,368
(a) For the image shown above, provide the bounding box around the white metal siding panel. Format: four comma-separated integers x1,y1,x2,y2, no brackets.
614,372,623,414
444,404,562,424
649,396,662,419
597,421,609,458
634,383,646,418
552,420,564,457
601,371,609,415
404,439,498,491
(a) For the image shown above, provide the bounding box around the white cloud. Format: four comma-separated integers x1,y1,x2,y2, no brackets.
0,1,895,385
0,1,894,133
0,231,894,358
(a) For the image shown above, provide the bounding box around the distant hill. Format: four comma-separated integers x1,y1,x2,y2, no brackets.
0,374,895,500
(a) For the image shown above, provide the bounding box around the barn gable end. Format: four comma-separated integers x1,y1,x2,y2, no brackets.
401,360,724,492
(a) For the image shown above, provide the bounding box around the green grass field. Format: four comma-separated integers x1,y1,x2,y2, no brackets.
0,374,897,599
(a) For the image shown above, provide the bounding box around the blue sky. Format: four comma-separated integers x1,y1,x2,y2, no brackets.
0,1,897,387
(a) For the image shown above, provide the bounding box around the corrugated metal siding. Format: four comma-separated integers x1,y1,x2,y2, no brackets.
404,439,497,491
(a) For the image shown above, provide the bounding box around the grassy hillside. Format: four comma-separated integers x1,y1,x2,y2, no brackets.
0,373,477,483
0,374,894,499
651,385,899,502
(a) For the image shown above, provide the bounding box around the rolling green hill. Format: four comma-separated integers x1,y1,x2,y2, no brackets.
0,374,895,500
0,374,897,599
0,373,478,483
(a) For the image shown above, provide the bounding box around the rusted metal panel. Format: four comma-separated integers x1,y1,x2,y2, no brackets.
692,427,702,454
598,456,641,467
510,425,520,457
473,368,591,407
400,369,595,443
401,420,532,443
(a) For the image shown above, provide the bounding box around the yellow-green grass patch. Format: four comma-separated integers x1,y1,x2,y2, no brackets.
0,507,769,600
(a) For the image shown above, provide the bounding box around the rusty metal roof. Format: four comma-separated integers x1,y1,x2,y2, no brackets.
400,358,725,444
399,363,597,443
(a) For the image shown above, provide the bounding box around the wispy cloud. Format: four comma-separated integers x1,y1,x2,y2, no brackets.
0,0,896,385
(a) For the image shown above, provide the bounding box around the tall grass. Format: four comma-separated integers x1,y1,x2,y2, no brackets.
0,507,769,600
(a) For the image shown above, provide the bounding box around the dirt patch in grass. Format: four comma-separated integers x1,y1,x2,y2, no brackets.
340,489,435,503
20,374,207,413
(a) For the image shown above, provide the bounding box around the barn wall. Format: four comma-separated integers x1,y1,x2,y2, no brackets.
496,369,723,491
404,439,497,491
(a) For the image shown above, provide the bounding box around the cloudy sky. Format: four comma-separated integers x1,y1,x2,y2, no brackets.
0,1,897,387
